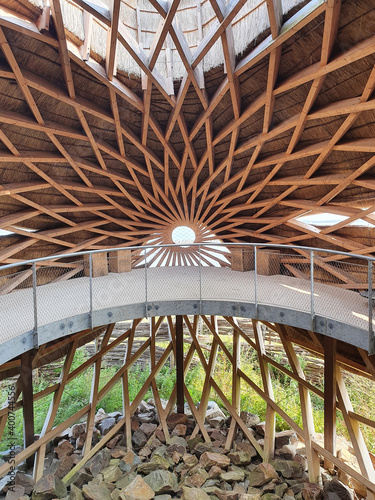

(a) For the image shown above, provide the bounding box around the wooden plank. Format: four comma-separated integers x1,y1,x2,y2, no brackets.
324,337,337,468
253,320,275,461
210,376,264,457
20,351,34,468
225,322,241,450
106,0,121,80
175,316,185,414
84,324,114,456
34,340,78,480
336,367,375,486
312,441,375,493
277,326,321,483
0,405,90,479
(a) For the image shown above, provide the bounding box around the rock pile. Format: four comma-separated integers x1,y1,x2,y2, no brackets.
1,402,359,500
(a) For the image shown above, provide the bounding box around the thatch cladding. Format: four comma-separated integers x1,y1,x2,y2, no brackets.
52,0,303,80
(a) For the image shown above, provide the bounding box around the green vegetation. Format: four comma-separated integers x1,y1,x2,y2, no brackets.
1,341,375,454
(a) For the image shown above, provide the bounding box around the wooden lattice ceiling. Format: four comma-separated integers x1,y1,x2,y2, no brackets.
0,0,375,264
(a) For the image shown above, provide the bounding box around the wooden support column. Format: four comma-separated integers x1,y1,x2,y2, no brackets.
84,252,108,277
257,250,280,275
33,340,77,481
150,317,170,443
336,366,375,499
277,325,321,484
253,320,275,461
122,320,136,450
175,315,184,414
226,324,241,449
231,247,254,272
20,351,35,468
84,324,114,456
324,337,336,469
108,250,131,273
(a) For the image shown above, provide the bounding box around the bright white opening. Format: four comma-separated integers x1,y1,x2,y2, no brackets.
0,227,37,236
172,226,196,245
296,213,375,227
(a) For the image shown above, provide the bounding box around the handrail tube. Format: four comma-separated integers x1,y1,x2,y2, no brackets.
89,254,93,329
369,261,374,355
1,242,375,354
254,246,258,318
198,245,202,314
32,262,38,349
310,250,314,330
145,247,148,317
1,242,375,273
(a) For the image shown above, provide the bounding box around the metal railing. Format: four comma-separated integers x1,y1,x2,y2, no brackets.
0,242,374,354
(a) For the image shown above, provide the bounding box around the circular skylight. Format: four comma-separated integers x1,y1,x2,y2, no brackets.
172,226,196,245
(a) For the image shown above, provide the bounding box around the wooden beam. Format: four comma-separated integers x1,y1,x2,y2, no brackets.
175,315,185,414
20,350,35,468
324,337,337,469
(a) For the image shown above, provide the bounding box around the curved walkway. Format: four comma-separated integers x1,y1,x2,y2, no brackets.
0,267,371,364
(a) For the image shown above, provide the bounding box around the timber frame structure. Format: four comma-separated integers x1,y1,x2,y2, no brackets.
1,0,375,496
1,314,375,497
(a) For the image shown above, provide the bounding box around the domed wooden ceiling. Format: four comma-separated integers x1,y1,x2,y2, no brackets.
0,0,375,264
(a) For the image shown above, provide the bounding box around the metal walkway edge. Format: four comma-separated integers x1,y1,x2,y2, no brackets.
0,266,371,365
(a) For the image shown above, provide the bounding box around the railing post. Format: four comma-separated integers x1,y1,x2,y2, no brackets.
310,250,315,330
368,260,374,355
199,245,202,314
145,248,148,317
89,253,93,329
32,262,38,349
254,246,258,318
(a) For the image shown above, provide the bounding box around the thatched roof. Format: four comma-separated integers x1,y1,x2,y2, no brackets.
0,0,374,265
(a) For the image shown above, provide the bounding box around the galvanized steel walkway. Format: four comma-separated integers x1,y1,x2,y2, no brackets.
0,267,371,364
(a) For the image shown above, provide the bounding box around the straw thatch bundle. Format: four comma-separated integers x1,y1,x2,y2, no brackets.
58,0,303,80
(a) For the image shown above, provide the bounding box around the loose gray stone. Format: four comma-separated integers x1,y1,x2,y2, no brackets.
248,463,278,487
69,485,84,500
139,423,157,437
240,412,260,428
271,460,303,479
119,475,154,500
144,470,178,494
181,486,211,500
94,409,109,426
32,474,67,500
5,485,25,500
322,479,354,500
15,473,34,495
99,418,116,436
228,451,253,466
275,430,296,449
137,455,170,475
87,450,112,476
70,424,86,439
73,472,93,489
132,430,148,450
82,482,112,500
116,472,137,490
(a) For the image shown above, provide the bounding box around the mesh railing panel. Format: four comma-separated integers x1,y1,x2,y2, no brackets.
257,251,311,313
36,261,90,327
0,269,34,340
313,259,370,330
